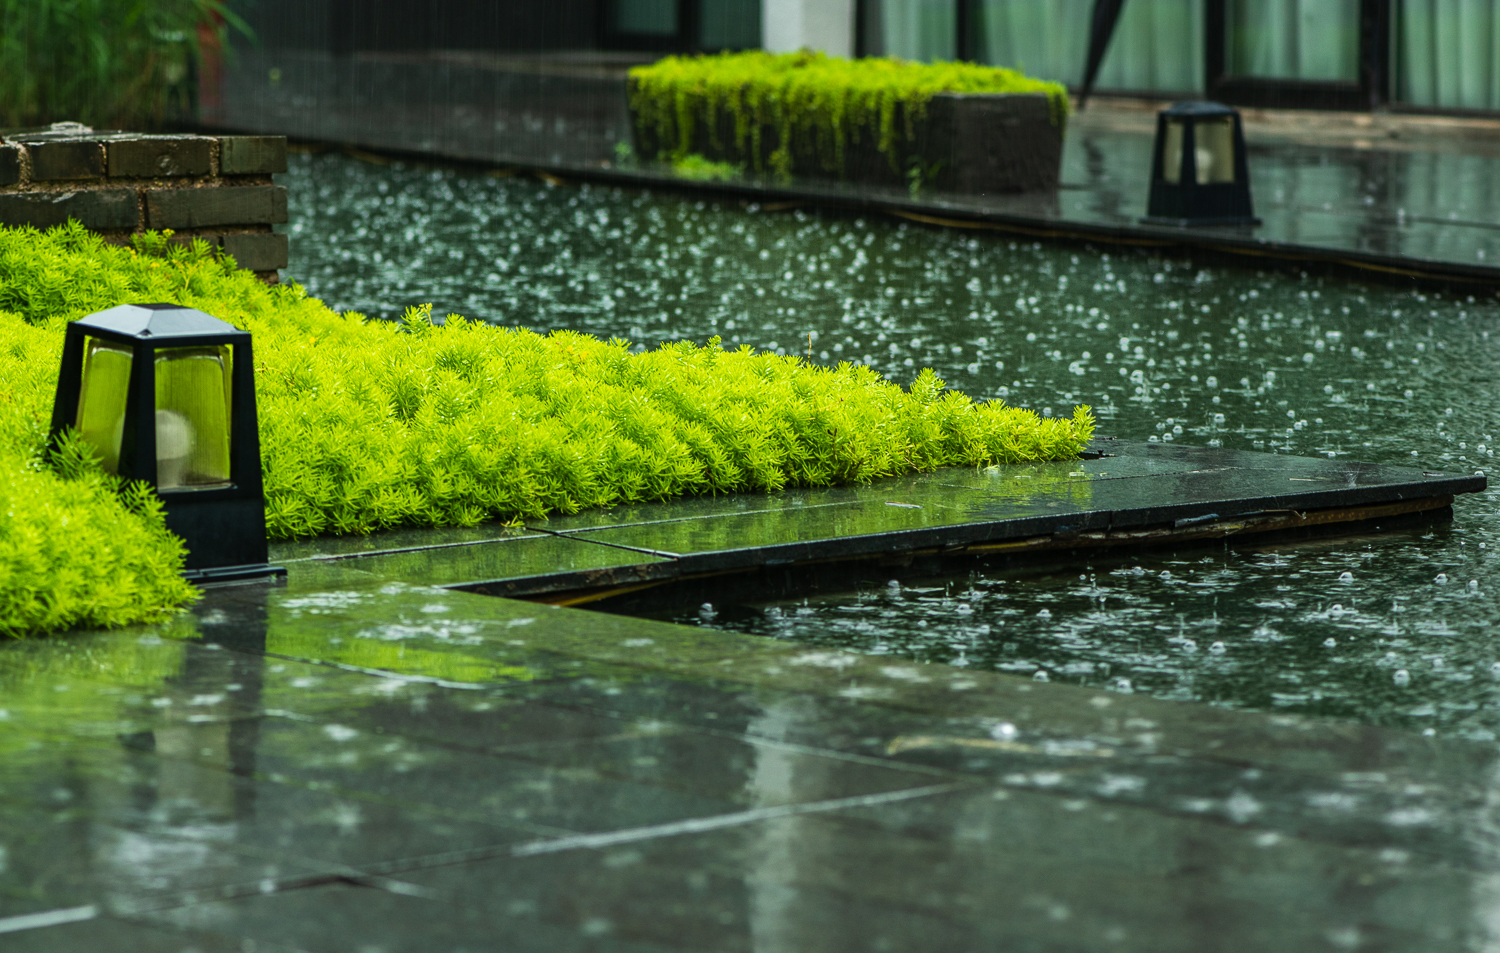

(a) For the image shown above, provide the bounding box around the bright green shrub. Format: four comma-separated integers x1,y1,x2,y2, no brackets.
629,50,1070,179
0,222,1093,634
0,311,196,636
251,309,1093,536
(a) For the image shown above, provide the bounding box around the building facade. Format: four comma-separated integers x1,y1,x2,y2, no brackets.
236,0,1500,115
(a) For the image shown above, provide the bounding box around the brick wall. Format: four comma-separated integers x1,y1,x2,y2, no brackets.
0,125,289,282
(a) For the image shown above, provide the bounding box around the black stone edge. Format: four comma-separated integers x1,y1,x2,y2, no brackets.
201,125,1500,291
183,563,288,587
443,469,1485,599
581,168,1500,289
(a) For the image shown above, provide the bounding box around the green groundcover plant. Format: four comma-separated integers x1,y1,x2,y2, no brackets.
629,50,1070,180
0,222,1093,635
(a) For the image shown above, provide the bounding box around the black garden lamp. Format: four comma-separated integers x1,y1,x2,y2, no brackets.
48,304,283,584
1143,101,1259,227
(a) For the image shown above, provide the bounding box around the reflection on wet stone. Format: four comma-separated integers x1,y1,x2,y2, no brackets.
12,121,1500,950
5,572,1500,948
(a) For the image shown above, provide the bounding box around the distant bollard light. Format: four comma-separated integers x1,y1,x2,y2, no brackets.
49,304,284,585
1143,101,1259,228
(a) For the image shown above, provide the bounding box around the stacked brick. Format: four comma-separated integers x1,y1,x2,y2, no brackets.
0,126,289,281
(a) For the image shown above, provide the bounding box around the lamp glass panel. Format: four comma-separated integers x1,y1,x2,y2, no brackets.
1162,119,1185,184
1194,117,1236,184
154,345,232,490
75,336,132,475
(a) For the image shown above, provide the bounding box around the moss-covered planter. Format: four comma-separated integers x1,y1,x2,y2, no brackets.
627,53,1068,195
631,89,1062,195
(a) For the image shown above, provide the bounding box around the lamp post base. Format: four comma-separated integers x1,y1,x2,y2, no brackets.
182,563,288,587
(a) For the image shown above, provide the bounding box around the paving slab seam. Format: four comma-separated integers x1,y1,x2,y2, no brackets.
0,824,437,926
325,782,971,886
281,535,547,565
524,497,862,535
0,904,99,935
523,524,682,558
99,869,439,920
506,704,966,781
259,650,493,690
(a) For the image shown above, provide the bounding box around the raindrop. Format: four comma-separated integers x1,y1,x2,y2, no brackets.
1034,670,1050,682
1181,639,1198,652
991,721,1018,740
1113,677,1133,693
1469,580,1480,591
1435,573,1449,585
1160,570,1172,580
1210,641,1227,655
1393,669,1411,686
1324,638,1337,648
1037,608,1053,619
1338,571,1353,583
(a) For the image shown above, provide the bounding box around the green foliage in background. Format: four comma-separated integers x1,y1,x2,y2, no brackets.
0,0,246,129
0,221,1093,634
672,153,743,182
629,50,1070,180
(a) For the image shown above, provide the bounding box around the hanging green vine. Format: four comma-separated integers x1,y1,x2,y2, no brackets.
628,51,1070,180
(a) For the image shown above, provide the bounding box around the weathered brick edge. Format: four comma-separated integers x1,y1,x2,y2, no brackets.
0,131,289,283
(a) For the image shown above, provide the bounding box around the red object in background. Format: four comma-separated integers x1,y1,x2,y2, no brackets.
198,11,224,122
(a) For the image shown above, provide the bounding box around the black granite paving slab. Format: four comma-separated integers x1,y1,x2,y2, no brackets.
327,532,672,589
7,559,1500,949
267,441,1483,601
0,442,1492,950
387,783,1477,953
4,914,295,953
0,738,553,891
147,881,681,953
192,581,1500,823
0,747,329,918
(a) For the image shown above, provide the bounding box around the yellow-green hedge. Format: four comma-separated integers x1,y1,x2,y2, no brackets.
0,222,1093,634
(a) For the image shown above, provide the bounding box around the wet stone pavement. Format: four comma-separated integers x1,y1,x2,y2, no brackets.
2,452,1497,951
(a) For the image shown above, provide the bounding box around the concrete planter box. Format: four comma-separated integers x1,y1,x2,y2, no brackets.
630,91,1064,195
